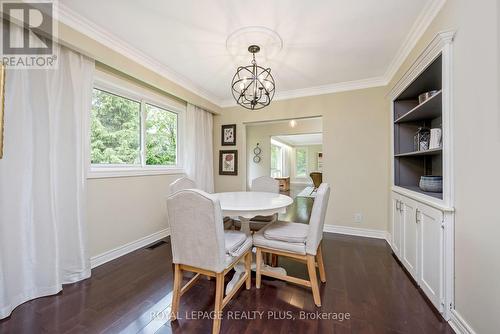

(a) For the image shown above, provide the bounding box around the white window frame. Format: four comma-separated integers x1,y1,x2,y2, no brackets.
270,142,283,178
86,71,185,179
270,138,289,178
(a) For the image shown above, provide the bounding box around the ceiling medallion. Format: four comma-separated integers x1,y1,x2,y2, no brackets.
231,45,276,110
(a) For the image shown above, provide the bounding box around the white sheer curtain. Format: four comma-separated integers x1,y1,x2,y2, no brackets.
184,104,214,192
282,144,292,177
0,41,94,318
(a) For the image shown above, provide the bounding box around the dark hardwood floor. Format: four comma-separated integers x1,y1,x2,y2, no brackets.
279,183,314,224
0,186,454,334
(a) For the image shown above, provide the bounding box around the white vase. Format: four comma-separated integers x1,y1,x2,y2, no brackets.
429,128,442,149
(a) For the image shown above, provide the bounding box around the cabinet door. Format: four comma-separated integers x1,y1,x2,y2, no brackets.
391,196,402,259
402,198,418,279
418,204,444,312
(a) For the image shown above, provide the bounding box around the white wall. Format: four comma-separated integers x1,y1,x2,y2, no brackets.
87,174,182,258
387,0,500,332
214,87,390,232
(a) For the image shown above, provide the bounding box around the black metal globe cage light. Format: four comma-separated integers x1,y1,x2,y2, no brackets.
231,45,276,110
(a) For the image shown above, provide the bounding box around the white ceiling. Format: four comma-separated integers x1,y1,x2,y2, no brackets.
274,134,322,146
60,0,443,107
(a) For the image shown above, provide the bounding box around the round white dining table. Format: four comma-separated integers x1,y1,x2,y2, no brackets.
212,191,294,295
213,191,293,235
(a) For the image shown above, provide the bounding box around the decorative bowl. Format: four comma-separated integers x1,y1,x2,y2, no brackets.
418,90,439,104
419,176,443,193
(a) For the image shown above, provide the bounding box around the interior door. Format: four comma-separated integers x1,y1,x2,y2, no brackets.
402,198,418,279
391,195,402,259
418,204,444,312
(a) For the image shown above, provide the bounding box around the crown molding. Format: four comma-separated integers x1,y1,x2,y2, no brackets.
57,3,223,107
382,0,447,84
57,1,446,108
219,76,387,107
388,30,455,100
217,0,447,108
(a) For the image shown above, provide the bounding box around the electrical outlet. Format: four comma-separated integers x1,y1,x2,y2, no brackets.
353,213,363,223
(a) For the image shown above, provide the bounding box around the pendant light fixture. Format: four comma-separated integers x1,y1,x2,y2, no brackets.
231,45,276,110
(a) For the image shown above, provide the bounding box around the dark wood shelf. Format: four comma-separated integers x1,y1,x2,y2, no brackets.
399,185,443,199
395,91,442,123
394,147,442,157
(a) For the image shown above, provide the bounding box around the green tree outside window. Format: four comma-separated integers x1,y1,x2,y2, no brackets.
91,89,141,164
145,104,177,165
90,89,178,166
296,147,307,177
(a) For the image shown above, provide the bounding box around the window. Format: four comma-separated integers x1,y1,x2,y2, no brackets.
270,144,283,177
145,104,177,166
89,72,184,178
295,147,308,177
91,89,141,165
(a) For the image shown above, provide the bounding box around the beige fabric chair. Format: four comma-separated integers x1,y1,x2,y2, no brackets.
251,175,280,193
169,177,234,229
253,183,330,306
167,189,252,334
169,176,197,194
234,176,280,232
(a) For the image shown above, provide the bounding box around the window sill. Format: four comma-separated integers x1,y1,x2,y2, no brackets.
87,167,185,179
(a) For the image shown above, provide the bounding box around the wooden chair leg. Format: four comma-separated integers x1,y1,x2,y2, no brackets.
306,255,321,307
245,252,252,289
271,254,278,267
171,264,182,320
213,272,224,334
316,244,326,283
256,248,262,289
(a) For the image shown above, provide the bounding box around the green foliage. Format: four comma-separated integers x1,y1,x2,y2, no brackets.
296,148,307,176
145,104,177,165
90,89,177,166
91,89,141,164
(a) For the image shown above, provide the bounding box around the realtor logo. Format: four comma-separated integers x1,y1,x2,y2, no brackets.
1,1,58,68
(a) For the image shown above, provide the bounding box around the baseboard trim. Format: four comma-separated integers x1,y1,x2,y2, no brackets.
90,228,170,269
323,224,390,241
449,309,476,334
91,226,391,268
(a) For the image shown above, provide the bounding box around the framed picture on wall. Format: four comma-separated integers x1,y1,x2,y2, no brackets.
219,150,238,175
221,124,236,146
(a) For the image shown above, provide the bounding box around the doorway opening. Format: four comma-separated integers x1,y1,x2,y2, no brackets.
245,117,322,200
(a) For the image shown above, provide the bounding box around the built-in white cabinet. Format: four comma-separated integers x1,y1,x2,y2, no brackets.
391,191,452,315
417,203,444,311
391,197,402,259
389,31,455,320
401,197,418,280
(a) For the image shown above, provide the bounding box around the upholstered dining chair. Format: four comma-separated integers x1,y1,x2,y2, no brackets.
167,189,252,334
169,177,234,230
169,176,197,194
234,176,280,232
252,183,330,307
